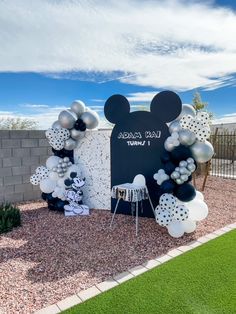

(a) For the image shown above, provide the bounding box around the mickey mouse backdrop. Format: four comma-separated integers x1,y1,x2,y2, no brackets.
104,90,214,227
104,91,182,217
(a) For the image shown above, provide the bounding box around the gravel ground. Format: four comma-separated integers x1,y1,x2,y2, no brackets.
0,176,235,314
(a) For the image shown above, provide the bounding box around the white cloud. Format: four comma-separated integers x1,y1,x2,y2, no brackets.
21,104,49,108
0,1,236,90
212,112,236,124
127,91,159,102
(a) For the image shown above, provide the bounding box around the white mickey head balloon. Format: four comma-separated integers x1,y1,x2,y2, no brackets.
171,204,189,222
196,127,211,142
188,119,205,133
45,127,70,150
159,193,176,210
30,173,41,185
155,206,172,227
180,115,192,129
196,111,210,126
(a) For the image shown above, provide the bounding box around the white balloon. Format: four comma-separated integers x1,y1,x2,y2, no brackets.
49,171,59,181
46,156,61,170
195,191,204,201
57,178,66,188
167,221,185,238
186,200,209,221
182,220,197,233
40,178,57,193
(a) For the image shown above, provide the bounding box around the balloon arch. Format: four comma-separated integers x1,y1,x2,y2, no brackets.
30,92,214,237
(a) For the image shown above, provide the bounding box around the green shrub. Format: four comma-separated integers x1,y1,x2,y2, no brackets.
0,203,21,234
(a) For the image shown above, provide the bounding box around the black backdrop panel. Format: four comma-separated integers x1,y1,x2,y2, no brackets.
105,92,182,218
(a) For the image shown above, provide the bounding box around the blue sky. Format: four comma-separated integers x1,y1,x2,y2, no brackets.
0,0,236,128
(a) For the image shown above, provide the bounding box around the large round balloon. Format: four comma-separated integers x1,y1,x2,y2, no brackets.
182,220,197,233
167,221,185,238
58,109,77,129
81,111,99,129
64,138,77,150
52,120,61,129
178,129,196,146
46,156,61,170
70,100,86,116
175,183,196,202
170,145,193,164
40,178,57,194
70,128,85,140
176,104,196,120
186,199,209,221
195,191,204,201
190,140,214,163
160,180,175,194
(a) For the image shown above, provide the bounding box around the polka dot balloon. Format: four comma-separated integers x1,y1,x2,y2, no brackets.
171,204,189,221
159,193,176,210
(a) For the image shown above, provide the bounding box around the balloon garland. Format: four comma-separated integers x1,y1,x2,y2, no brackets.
30,100,100,214
153,104,214,238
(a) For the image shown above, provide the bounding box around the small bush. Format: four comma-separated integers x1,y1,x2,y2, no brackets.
0,203,21,234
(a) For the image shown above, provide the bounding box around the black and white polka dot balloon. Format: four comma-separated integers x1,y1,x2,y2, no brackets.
155,206,172,227
171,204,189,221
159,193,176,210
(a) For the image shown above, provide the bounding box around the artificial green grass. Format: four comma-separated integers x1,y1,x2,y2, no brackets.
64,230,236,314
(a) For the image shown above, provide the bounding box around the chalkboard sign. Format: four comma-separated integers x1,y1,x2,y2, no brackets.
104,91,182,217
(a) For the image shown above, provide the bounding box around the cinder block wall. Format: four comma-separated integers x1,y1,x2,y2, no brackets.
0,130,52,203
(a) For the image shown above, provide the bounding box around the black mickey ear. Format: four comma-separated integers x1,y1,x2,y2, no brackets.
150,91,182,122
104,94,130,124
70,172,77,179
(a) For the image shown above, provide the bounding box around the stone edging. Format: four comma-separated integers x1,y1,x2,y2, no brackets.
35,223,236,314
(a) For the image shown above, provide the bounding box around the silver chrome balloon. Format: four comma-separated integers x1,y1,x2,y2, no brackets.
180,174,188,181
70,100,86,117
63,157,70,162
58,110,77,129
52,120,61,129
187,157,194,164
190,140,214,163
179,160,188,167
64,138,77,150
171,171,180,179
176,104,196,120
176,178,183,185
179,167,187,175
164,139,175,152
168,120,182,133
80,111,99,129
70,128,85,140
187,163,196,172
178,129,196,146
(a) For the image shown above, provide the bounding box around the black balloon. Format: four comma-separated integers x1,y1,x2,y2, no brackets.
51,148,74,163
74,118,87,131
48,202,56,210
160,179,175,193
174,183,196,202
54,199,69,212
170,145,193,165
163,161,176,175
161,150,171,163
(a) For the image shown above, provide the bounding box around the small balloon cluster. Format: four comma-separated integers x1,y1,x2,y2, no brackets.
170,158,196,185
155,192,208,238
52,157,72,178
46,100,99,152
30,99,100,213
154,103,214,238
